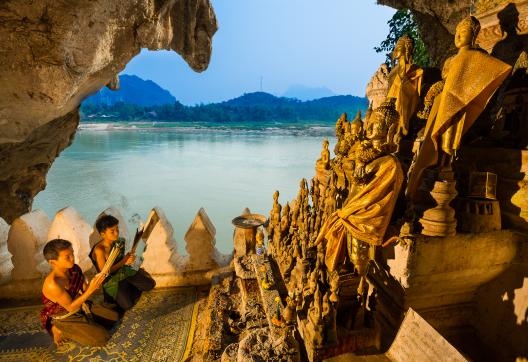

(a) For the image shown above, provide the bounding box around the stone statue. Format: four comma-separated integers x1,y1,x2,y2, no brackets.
407,16,512,202
329,271,339,304
268,190,282,242
387,34,424,141
316,139,331,172
338,122,353,156
280,202,291,239
315,99,404,272
322,292,337,344
334,113,347,155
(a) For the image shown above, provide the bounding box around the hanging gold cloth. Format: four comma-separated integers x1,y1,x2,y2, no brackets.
407,50,512,201
387,64,423,136
315,154,404,271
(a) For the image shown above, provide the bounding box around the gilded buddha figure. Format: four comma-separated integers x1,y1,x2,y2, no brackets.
315,99,404,273
407,16,512,202
316,138,331,171
387,34,423,142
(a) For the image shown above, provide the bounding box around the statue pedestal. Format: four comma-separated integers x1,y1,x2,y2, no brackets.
369,230,523,360
419,169,457,237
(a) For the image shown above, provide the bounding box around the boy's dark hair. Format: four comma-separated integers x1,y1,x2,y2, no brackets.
43,239,72,261
95,214,119,233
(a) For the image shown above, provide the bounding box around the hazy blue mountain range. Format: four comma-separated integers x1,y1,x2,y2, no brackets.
84,75,176,107
81,76,368,124
282,84,335,101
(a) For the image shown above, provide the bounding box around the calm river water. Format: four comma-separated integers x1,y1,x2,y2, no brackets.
34,122,335,253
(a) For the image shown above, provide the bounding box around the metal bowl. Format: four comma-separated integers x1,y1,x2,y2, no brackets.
231,213,267,229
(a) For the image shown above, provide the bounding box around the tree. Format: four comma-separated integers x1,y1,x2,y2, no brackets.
374,9,430,68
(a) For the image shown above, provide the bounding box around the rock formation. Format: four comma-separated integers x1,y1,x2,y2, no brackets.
0,110,79,224
0,0,218,222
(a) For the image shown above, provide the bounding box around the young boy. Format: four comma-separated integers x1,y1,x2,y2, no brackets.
41,239,118,347
91,215,155,311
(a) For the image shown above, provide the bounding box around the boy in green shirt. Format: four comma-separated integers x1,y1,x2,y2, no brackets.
90,215,155,311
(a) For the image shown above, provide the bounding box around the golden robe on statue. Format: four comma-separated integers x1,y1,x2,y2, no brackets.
407,49,512,201
316,154,404,271
387,64,423,137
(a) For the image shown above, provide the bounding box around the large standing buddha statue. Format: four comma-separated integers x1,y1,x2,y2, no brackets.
387,34,424,142
407,16,512,202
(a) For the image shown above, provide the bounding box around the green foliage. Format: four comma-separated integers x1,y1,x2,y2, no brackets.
374,9,430,68
79,94,369,124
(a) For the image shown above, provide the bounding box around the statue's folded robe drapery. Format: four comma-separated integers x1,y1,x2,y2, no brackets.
316,155,404,271
387,64,423,137
407,49,512,201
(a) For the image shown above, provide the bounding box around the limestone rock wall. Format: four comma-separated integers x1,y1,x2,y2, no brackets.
0,0,217,223
0,0,217,144
377,0,471,66
378,0,528,67
0,110,79,224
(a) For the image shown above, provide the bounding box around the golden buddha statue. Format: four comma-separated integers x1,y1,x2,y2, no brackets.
315,99,404,272
316,138,331,171
387,34,424,141
407,16,512,202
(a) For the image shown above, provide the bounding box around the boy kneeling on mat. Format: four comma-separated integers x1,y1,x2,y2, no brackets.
41,239,118,347
91,215,155,311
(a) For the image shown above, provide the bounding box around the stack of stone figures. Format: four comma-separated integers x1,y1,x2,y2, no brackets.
264,14,521,361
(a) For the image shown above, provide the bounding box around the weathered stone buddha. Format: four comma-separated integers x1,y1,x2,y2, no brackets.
268,190,282,243
315,99,404,273
387,34,424,141
407,16,512,202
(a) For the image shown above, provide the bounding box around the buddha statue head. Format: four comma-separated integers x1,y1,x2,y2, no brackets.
336,112,347,137
322,138,329,150
455,16,480,50
273,190,279,203
392,34,415,65
366,98,399,152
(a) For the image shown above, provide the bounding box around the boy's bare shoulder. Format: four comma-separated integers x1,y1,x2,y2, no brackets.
93,242,105,254
42,272,61,299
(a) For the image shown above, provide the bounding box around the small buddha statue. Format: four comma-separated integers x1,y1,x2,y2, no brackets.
268,190,282,241
316,139,331,171
338,122,353,156
255,229,265,256
280,202,291,238
329,271,340,304
334,113,347,155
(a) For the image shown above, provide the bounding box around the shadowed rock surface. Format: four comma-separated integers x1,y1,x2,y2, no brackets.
0,0,217,221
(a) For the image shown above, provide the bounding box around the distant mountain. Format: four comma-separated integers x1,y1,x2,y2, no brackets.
222,91,299,107
84,74,176,107
282,84,335,101
222,91,367,109
81,90,369,124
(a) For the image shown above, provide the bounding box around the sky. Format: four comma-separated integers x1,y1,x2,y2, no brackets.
123,0,395,105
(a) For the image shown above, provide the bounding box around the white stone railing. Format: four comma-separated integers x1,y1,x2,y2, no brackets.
0,205,233,299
